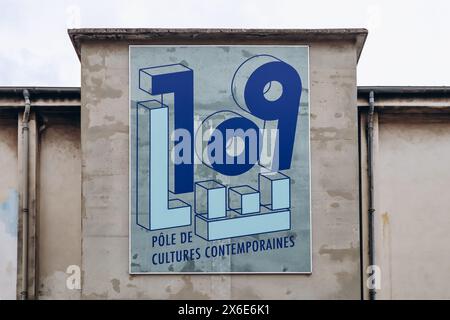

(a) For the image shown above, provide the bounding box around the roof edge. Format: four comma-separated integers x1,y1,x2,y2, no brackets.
358,86,450,94
68,28,368,61
0,86,80,101
358,86,450,100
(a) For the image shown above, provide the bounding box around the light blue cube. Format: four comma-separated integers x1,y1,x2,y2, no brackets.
228,186,260,214
195,180,226,219
259,172,290,210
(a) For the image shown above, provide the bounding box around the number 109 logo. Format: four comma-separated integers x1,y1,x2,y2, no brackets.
130,46,311,273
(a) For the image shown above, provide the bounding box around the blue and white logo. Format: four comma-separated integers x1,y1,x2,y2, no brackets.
130,46,310,273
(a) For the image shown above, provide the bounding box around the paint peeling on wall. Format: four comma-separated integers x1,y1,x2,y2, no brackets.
0,189,18,299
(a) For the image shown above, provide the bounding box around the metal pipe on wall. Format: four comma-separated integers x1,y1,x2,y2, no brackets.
20,89,31,300
367,91,376,300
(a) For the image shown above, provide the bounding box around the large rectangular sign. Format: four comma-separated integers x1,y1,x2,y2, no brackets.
129,45,311,273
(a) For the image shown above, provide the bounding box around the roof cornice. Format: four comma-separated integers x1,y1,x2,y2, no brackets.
68,28,368,62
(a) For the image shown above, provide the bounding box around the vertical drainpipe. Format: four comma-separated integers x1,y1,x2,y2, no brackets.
20,89,31,300
367,91,376,300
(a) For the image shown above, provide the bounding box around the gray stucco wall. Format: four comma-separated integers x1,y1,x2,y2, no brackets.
371,113,450,299
80,38,361,299
38,114,81,299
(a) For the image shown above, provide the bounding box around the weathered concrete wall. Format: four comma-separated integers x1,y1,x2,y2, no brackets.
37,113,81,299
80,39,361,299
0,107,82,300
375,113,450,299
0,115,19,299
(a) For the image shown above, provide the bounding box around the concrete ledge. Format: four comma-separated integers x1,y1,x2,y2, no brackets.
68,28,368,61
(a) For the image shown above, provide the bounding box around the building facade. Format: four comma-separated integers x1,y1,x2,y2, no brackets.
0,29,449,300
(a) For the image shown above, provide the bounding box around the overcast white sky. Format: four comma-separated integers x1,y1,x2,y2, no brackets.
1,0,449,87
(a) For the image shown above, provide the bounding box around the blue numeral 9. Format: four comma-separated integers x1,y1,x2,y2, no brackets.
232,55,302,170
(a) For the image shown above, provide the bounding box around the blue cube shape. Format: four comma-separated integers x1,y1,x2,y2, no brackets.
228,186,260,214
195,180,226,219
139,64,192,95
259,172,290,210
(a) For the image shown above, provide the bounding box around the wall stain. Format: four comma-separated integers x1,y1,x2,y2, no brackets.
319,245,358,262
311,126,354,142
83,291,109,299
84,75,123,106
382,212,391,242
327,190,354,201
85,54,105,73
111,279,120,293
87,122,129,140
330,202,340,208
169,276,210,299
382,212,390,227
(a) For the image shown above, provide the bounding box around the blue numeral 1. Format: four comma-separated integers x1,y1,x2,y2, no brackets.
139,64,194,194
